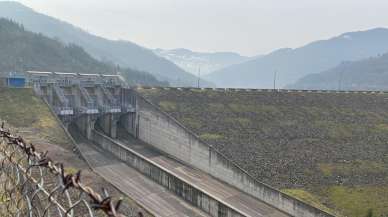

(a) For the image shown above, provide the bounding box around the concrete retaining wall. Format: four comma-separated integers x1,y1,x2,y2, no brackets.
90,130,244,217
96,113,118,138
74,114,94,139
135,94,334,217
119,113,137,137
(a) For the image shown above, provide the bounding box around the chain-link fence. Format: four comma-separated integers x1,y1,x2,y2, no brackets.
0,123,140,217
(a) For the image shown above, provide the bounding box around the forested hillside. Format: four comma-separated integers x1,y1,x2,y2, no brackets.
290,53,388,91
0,1,209,87
0,19,167,86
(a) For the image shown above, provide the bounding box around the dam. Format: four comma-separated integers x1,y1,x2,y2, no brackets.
25,71,337,217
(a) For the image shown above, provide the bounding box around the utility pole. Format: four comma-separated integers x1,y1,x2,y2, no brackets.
338,69,344,91
273,70,277,90
197,67,201,88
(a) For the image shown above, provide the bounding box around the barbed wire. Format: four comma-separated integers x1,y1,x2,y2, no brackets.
0,122,138,217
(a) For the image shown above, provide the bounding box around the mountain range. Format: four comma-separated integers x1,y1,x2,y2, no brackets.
0,18,167,86
3,1,388,90
0,1,211,87
205,28,388,89
154,48,250,75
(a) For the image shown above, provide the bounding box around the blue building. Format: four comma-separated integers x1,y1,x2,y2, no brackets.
0,72,26,88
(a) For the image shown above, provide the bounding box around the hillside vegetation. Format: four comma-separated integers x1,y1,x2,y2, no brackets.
0,88,70,148
138,88,388,217
290,53,388,91
0,18,167,86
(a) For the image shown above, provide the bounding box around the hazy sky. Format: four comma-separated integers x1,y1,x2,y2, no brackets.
15,0,388,56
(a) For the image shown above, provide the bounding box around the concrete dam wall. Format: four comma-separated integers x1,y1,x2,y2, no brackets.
89,129,245,217
135,93,333,217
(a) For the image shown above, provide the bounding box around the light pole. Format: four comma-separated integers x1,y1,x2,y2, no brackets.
273,70,277,90
338,68,344,91
197,67,201,88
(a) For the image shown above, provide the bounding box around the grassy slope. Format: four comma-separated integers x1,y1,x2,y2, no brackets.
0,87,70,147
138,88,388,217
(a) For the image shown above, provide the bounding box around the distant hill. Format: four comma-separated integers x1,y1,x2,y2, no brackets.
289,53,388,91
0,1,209,87
0,18,167,86
205,28,388,88
154,48,250,75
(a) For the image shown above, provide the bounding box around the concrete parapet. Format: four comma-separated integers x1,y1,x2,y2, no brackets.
135,86,388,95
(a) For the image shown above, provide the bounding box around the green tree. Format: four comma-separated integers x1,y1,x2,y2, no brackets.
366,209,373,217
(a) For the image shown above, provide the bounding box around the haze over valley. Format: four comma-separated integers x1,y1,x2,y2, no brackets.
154,48,251,76
3,1,388,90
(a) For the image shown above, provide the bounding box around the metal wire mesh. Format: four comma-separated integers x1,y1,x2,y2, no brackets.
0,123,135,217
